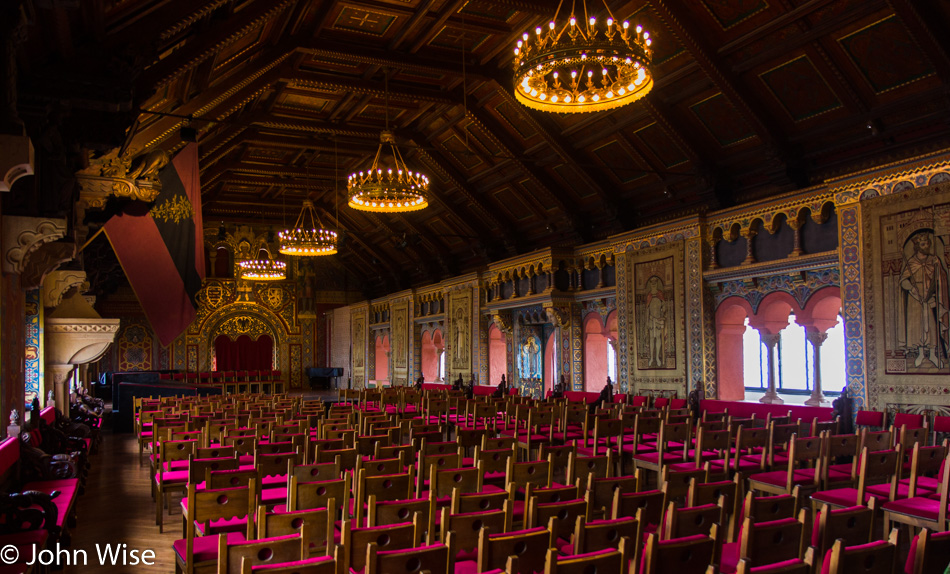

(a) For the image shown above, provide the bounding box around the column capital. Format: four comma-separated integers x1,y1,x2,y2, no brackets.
760,332,781,348
806,331,829,347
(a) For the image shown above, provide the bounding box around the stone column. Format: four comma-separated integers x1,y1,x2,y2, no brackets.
742,228,757,265
804,330,830,406
759,332,784,404
788,219,804,257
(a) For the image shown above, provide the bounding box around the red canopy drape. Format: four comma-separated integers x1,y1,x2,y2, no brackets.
214,334,273,371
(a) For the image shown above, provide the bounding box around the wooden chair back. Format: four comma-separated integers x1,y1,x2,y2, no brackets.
813,502,874,560
338,518,421,574
737,515,805,568
477,526,553,574
824,531,899,574
430,464,482,500
367,495,435,542
542,546,623,574
662,501,723,540
217,531,306,574
641,528,717,574
611,489,665,527
586,473,639,520
572,515,639,563
451,488,512,515
365,540,451,574
528,498,587,542
256,500,336,555
355,469,416,526
288,476,348,513
911,528,950,574
440,506,509,557
506,455,553,491
290,461,340,484
568,451,612,491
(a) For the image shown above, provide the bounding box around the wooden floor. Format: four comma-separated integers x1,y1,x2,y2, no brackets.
65,427,180,573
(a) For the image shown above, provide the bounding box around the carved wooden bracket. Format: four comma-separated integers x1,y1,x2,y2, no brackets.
1,216,67,274
492,311,512,335
42,270,87,309
543,304,570,329
21,242,76,290
0,134,34,192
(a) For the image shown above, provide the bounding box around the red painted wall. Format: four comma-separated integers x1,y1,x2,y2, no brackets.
374,334,390,383
420,330,442,382
583,314,608,391
489,325,507,386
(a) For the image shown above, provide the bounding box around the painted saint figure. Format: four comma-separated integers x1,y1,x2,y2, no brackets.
454,307,466,363
900,230,950,368
645,275,666,367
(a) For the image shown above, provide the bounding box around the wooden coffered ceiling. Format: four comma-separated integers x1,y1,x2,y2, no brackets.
14,0,950,295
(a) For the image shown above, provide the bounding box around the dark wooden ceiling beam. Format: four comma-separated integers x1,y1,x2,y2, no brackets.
717,0,839,56
136,0,296,92
729,0,886,74
297,38,494,80
285,72,457,104
652,1,792,161
408,0,469,53
487,83,625,233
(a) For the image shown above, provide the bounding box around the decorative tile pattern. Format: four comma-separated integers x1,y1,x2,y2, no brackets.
25,290,40,404
615,252,629,393
118,319,153,371
686,238,705,393
290,343,301,390
839,204,867,411
571,303,584,391
711,267,840,311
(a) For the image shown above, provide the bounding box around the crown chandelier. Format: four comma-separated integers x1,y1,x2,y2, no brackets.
238,239,287,281
279,199,338,256
513,1,653,114
348,74,429,213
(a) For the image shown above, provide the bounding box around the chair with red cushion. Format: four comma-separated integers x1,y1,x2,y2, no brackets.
820,530,899,574
894,412,927,430
748,434,823,497
710,425,769,479
217,533,306,574
174,481,256,574
662,501,723,540
735,557,813,574
286,476,348,516
887,442,944,501
906,528,950,574
882,457,950,535
450,488,512,515
810,447,901,511
855,411,885,430
811,502,874,565
255,502,336,557
611,489,665,535
822,432,861,490
476,526,554,574
653,397,670,410
543,546,624,574
154,438,198,533
366,540,452,574
567,450,612,491
640,529,718,574
506,454,553,493
720,514,806,574
577,417,625,459
570,516,639,568
527,497,588,546
688,475,742,542
632,420,692,486
474,445,515,488
367,496,435,543
337,519,421,574
239,555,336,574
353,469,415,526
440,506,508,564
585,473,640,520
659,465,707,508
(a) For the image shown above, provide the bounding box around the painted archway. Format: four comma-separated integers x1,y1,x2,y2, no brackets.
420,328,444,382
583,312,609,391
205,303,286,373
374,333,391,383
488,323,507,386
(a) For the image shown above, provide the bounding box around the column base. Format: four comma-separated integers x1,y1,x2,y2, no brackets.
804,393,830,407
759,391,785,405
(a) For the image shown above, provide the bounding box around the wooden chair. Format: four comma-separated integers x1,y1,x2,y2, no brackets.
289,461,340,484
527,497,588,543
429,463,482,502
822,529,899,574
365,540,452,574
688,476,742,542
239,556,336,574
217,532,307,574
367,495,435,543
475,445,515,488
567,451,613,491
336,518,421,574
748,434,823,497
287,476,348,515
611,489,665,532
662,501,723,540
476,526,554,574
811,447,901,511
640,527,718,574
542,546,624,574
571,516,639,571
812,501,875,564
586,473,640,520
659,465,707,507
882,457,950,535
450,488,512,515
175,481,256,574
908,528,950,574
729,514,806,571
632,420,692,485
440,506,510,564
505,454,553,493
155,438,198,533
735,557,812,574
822,432,862,490
416,450,463,497
354,468,416,527
255,501,336,557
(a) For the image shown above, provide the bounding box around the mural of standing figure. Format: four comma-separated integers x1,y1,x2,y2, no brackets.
646,275,666,367
900,228,950,368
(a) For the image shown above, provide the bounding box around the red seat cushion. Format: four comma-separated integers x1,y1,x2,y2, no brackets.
880,497,945,521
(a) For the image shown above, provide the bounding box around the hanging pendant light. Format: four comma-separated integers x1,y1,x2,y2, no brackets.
238,237,287,280
279,199,338,256
513,0,654,114
348,72,429,212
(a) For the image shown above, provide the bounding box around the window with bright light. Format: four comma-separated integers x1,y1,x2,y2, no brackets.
607,341,616,381
438,350,445,382
742,317,767,389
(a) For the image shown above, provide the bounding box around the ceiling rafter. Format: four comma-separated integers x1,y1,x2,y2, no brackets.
652,1,792,162
137,0,296,92
298,38,495,80
488,82,624,231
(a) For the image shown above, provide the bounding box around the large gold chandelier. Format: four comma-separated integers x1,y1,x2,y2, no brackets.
513,2,653,114
279,200,338,256
238,239,287,281
348,74,429,213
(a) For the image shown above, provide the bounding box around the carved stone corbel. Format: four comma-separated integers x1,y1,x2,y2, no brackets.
21,241,75,290
492,311,513,335
543,304,570,329
42,270,87,309
2,216,67,274
76,149,168,207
